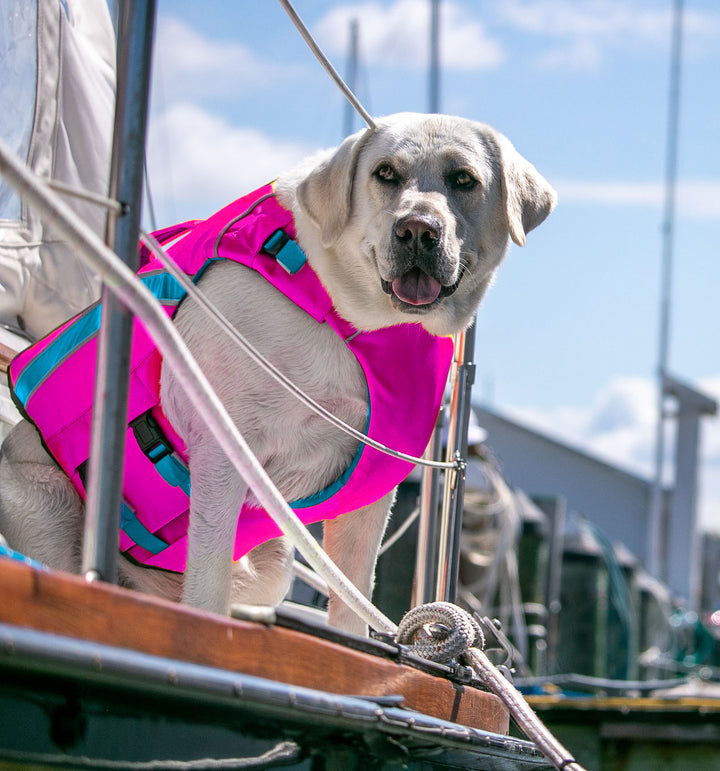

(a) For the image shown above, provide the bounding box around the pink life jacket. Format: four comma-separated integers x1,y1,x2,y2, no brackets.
8,183,453,572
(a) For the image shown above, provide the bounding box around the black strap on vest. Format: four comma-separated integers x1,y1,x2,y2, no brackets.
130,411,190,495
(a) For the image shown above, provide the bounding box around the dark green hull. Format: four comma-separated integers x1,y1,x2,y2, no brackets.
0,621,551,770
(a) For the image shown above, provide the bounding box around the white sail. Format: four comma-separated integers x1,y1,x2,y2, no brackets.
0,0,115,340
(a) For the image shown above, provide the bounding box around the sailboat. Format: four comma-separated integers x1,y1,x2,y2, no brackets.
0,1,570,768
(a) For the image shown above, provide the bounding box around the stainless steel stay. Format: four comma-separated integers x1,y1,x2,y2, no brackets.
416,324,475,604
412,410,445,607
82,0,156,584
437,325,476,602
413,327,476,607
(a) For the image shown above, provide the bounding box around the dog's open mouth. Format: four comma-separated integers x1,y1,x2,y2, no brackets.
382,267,463,307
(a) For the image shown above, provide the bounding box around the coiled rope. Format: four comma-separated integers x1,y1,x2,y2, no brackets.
396,601,485,663
397,603,587,771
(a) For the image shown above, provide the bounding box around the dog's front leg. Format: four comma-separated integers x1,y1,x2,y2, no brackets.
183,441,247,615
322,491,395,636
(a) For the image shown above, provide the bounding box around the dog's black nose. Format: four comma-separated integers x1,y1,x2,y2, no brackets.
394,214,442,252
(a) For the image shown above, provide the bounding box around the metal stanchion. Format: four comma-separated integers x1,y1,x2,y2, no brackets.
82,0,156,583
435,320,476,603
412,409,445,608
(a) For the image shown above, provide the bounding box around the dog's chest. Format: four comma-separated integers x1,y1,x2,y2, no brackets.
162,261,368,503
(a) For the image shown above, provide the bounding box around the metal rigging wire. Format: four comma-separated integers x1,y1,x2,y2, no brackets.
277,0,376,131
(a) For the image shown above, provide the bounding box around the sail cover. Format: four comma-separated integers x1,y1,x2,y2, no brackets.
0,0,116,340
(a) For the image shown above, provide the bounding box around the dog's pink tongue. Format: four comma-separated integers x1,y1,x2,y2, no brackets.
392,269,442,305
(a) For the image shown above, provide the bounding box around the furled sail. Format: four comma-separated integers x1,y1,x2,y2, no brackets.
0,0,115,340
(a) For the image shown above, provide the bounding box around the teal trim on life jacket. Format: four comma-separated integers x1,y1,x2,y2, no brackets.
121,503,169,555
12,304,101,406
0,542,49,571
12,272,188,407
141,271,189,306
153,453,191,496
289,391,370,510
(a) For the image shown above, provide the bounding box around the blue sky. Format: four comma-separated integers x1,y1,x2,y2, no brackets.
145,0,720,533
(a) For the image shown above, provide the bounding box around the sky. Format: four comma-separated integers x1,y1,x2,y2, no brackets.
144,0,720,536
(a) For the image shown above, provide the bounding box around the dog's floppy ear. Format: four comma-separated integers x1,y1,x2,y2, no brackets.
495,132,557,247
296,128,372,247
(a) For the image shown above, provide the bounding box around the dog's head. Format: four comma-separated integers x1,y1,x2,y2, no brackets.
281,113,556,337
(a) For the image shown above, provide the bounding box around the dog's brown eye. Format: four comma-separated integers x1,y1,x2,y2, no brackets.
374,164,397,183
448,170,477,190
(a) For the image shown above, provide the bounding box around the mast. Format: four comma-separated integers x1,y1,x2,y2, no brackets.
647,0,684,582
428,0,440,114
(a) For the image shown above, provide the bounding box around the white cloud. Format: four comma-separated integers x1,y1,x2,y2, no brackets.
147,16,316,224
506,374,720,532
315,0,504,70
499,0,669,42
554,179,720,220
537,37,602,70
510,376,658,476
153,16,296,105
675,182,720,220
497,0,720,70
146,104,315,223
555,180,662,207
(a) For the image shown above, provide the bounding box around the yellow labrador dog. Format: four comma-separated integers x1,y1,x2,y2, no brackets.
0,114,555,634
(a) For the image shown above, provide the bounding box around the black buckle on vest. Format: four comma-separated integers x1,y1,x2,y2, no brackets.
130,411,191,495
130,411,171,463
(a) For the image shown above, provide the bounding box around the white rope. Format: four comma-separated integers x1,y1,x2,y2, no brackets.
291,503,421,595
396,601,485,663
396,602,586,771
0,138,397,636
292,560,329,596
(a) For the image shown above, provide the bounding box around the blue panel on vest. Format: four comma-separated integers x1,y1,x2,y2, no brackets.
262,229,307,274
263,230,286,254
155,454,191,496
121,504,169,555
276,239,306,274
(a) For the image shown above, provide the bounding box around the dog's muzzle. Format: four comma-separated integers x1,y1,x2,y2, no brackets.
385,213,462,306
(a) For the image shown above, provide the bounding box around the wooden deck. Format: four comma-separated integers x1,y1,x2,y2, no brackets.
0,558,509,735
